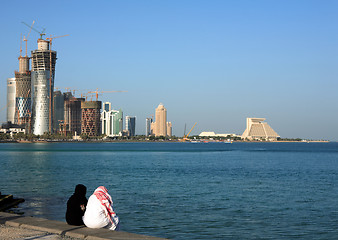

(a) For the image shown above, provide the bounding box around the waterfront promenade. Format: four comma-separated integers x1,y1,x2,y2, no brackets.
0,212,167,240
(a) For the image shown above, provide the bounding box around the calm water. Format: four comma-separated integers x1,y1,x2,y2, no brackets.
0,142,338,239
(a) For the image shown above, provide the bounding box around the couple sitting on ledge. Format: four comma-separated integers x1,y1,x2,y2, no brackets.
65,185,120,231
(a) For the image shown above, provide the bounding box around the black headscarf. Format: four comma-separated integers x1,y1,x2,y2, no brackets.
74,184,87,196
65,184,88,225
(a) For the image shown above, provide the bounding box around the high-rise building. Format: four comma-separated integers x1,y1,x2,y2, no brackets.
63,94,84,135
145,117,153,136
81,101,102,136
6,78,16,124
14,54,31,126
113,109,123,136
31,38,57,135
101,110,112,136
125,116,136,136
153,103,167,137
241,118,280,141
166,122,172,137
101,106,123,137
151,103,172,137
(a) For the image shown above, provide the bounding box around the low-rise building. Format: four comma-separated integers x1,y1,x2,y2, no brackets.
199,132,239,138
0,122,26,135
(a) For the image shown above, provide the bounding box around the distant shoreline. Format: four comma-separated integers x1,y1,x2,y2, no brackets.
0,139,331,144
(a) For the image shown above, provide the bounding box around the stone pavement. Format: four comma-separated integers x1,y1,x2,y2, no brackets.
0,224,70,239
0,212,167,240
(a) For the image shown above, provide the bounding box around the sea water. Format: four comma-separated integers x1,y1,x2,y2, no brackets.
0,142,337,239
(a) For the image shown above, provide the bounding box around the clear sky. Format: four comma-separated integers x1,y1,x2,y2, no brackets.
1,0,337,140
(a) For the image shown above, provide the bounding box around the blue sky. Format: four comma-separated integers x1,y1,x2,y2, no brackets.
1,0,337,140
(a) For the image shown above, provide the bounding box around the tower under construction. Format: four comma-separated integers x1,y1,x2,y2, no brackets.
31,38,57,135
81,101,102,136
64,96,84,135
14,53,31,127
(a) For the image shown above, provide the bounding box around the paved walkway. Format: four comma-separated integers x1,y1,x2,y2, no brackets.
0,212,167,240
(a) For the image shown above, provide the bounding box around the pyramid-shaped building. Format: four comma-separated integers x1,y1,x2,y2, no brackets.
241,118,280,141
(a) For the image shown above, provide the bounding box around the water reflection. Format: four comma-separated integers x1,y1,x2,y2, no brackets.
2,144,64,218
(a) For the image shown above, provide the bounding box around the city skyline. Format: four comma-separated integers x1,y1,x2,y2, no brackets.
0,1,337,140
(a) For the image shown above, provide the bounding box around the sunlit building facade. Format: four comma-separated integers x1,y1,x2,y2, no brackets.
6,78,16,124
101,106,123,137
145,117,153,136
31,39,57,135
241,118,280,141
125,116,136,136
151,103,172,137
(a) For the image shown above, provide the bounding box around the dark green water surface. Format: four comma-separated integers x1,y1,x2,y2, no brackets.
1,142,337,239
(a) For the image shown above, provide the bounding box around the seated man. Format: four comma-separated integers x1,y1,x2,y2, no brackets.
83,186,120,230
65,184,88,225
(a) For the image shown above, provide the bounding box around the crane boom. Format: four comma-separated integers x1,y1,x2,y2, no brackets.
46,34,70,41
26,21,35,39
23,21,35,57
22,21,45,39
87,89,127,101
185,122,197,138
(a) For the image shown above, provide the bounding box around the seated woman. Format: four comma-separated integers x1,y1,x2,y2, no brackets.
83,186,120,230
65,184,88,225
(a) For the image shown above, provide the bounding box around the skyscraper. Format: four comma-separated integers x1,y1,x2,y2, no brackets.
166,122,172,137
14,53,31,126
81,101,102,136
154,103,167,136
125,116,136,136
151,103,172,137
31,38,57,135
113,109,123,136
64,94,84,135
6,78,16,124
101,105,123,137
145,117,153,136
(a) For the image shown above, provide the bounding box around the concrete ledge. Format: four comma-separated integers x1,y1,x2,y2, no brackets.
0,212,167,240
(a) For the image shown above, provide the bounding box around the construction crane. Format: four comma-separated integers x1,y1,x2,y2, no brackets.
46,34,70,48
181,122,197,141
81,93,91,101
63,87,80,96
19,33,23,57
22,21,34,57
22,21,46,39
88,89,127,101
